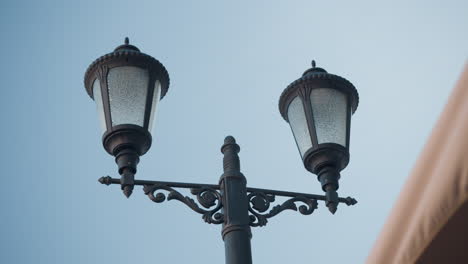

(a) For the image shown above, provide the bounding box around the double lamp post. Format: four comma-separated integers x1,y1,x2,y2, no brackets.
83,38,359,264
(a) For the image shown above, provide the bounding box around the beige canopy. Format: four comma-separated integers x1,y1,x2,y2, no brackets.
366,64,468,264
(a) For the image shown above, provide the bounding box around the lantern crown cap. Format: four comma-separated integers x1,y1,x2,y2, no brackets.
278,60,359,121
302,60,327,76
84,39,170,101
114,37,141,52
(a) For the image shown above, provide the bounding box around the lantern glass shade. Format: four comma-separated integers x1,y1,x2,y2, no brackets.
310,88,348,147
107,66,150,127
84,39,170,158
288,96,313,157
92,79,107,133
148,80,161,132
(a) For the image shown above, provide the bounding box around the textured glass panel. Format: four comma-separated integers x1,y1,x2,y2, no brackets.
148,80,161,132
288,96,313,157
310,88,347,146
108,66,149,127
92,79,107,133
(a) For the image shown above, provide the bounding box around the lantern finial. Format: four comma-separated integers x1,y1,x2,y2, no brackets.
312,60,316,68
113,37,140,52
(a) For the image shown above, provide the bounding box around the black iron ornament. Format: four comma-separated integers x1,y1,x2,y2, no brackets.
279,60,359,213
85,40,359,264
98,137,357,226
84,38,169,198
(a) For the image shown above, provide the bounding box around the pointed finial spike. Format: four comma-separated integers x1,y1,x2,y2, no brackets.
123,185,133,198
312,60,316,68
328,203,337,214
98,176,112,185
125,37,129,45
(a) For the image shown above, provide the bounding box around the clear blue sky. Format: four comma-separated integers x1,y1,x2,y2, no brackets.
1,0,467,263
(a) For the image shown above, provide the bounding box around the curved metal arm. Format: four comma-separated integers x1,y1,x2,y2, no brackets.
247,191,318,227
143,184,224,225
98,176,357,227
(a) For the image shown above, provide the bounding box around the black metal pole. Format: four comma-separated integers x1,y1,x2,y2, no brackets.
219,136,253,264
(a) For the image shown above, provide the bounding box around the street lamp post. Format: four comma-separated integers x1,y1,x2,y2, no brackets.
84,39,359,264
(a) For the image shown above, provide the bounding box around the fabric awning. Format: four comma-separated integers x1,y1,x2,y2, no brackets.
366,64,468,264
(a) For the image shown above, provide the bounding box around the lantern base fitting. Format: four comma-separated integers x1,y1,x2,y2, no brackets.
318,166,340,214
102,124,151,198
116,149,139,198
102,124,152,156
303,143,349,174
303,144,348,214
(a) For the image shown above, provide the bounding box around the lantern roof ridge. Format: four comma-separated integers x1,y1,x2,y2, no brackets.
278,62,359,121
83,39,170,100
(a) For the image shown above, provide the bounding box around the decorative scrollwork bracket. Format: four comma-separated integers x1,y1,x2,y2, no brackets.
99,176,357,227
245,187,357,227
99,176,224,225
247,192,318,227
143,184,224,225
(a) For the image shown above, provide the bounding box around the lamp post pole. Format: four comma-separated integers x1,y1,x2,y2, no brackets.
88,39,359,264
220,136,252,264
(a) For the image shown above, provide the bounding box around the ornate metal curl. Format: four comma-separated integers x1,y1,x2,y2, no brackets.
247,192,318,227
143,184,224,224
